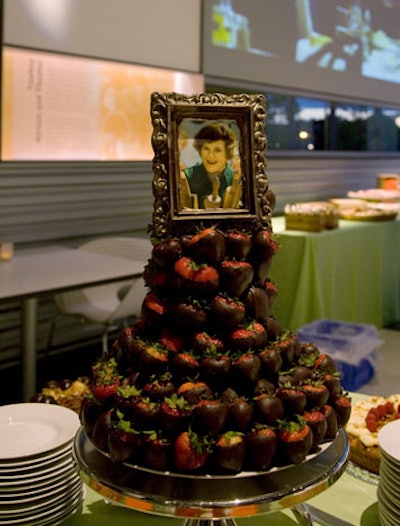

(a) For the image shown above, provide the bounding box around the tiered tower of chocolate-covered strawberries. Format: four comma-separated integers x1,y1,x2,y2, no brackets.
80,92,351,475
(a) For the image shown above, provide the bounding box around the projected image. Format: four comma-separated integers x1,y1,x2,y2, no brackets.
296,0,400,84
204,0,400,106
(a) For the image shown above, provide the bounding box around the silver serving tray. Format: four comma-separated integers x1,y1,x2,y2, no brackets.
73,427,349,522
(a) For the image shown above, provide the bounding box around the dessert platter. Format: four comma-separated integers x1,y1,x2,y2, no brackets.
72,92,350,525
345,394,400,484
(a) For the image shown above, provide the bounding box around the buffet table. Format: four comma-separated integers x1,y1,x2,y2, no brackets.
270,216,400,332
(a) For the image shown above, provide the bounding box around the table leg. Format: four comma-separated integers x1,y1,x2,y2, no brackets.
21,297,38,401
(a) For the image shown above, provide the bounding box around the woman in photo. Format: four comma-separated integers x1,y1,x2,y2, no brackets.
179,122,242,209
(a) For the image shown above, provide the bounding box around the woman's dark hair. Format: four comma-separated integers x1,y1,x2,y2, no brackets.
193,122,237,160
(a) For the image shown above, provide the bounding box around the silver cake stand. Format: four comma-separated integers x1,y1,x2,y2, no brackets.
73,427,349,526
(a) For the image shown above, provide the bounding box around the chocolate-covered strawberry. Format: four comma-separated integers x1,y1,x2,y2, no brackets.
112,329,146,369
273,331,296,368
230,322,268,352
171,352,200,381
108,418,142,463
159,393,192,432
92,358,121,404
302,410,327,449
142,373,175,401
302,382,329,410
276,386,307,416
322,404,339,439
266,316,283,341
246,425,278,470
227,397,254,431
152,237,182,267
299,342,320,363
219,259,254,298
113,384,142,418
177,381,214,405
290,364,312,386
221,387,240,404
313,353,337,373
253,378,276,396
143,262,171,292
170,299,208,331
264,280,278,308
174,257,219,296
245,285,270,324
254,393,285,426
80,394,104,438
215,431,246,473
139,343,169,377
258,347,283,378
210,293,245,329
142,431,173,471
174,430,212,472
225,230,252,260
192,332,224,354
141,291,169,329
91,409,113,451
187,227,226,265
332,393,351,427
111,326,141,366
158,329,184,354
278,416,313,465
317,371,342,402
232,352,261,392
249,229,278,284
130,396,160,430
192,399,229,434
200,353,232,390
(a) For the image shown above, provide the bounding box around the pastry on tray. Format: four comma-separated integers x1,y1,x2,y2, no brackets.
346,395,400,474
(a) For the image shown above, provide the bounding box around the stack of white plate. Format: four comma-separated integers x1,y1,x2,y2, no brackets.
0,403,84,526
378,419,400,526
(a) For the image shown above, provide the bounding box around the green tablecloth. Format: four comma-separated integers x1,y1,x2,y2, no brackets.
270,216,400,332
63,393,380,526
63,473,379,526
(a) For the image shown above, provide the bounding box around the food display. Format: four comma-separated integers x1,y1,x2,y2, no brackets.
79,225,351,475
74,92,352,478
31,377,91,413
330,196,399,221
346,395,400,474
347,188,400,202
284,202,339,231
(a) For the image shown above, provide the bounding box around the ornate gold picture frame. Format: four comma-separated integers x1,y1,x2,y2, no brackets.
150,92,272,237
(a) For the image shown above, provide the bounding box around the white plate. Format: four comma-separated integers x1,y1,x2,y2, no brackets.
0,478,82,515
0,440,72,474
379,419,400,463
0,441,73,469
0,486,84,525
380,461,400,487
0,461,76,489
0,470,79,500
0,454,72,480
0,404,79,460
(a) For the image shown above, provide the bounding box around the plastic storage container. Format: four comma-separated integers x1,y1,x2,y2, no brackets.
297,319,383,391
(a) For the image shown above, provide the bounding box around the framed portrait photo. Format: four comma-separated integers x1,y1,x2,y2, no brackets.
150,92,272,237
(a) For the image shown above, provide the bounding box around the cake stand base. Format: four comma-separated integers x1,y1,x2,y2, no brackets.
73,427,348,525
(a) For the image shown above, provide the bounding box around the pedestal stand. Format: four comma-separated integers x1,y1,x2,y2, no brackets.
73,427,349,526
